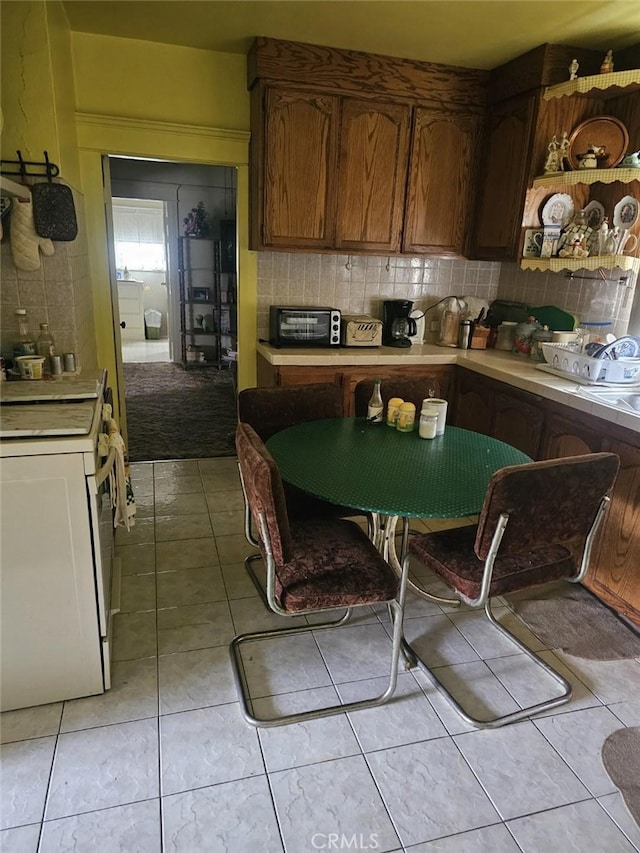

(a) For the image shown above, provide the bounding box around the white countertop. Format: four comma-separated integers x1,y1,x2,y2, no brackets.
0,370,106,403
0,370,107,456
256,342,640,435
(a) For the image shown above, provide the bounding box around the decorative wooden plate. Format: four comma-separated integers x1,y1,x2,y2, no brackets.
567,116,629,170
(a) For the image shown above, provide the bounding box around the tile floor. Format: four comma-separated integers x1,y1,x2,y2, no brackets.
2,457,640,852
121,339,171,363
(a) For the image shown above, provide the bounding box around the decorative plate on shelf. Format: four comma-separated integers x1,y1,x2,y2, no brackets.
613,195,639,230
582,200,606,230
541,193,574,227
567,116,629,170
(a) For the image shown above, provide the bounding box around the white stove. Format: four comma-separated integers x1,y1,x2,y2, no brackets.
0,370,106,441
0,367,117,711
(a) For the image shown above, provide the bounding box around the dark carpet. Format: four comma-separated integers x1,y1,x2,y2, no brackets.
506,582,640,660
123,363,237,462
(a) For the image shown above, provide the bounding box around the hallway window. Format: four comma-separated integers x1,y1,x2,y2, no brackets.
112,199,167,272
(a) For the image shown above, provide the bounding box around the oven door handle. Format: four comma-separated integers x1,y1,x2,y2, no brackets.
95,447,117,489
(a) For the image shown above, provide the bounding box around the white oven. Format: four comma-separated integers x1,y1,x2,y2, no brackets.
0,370,121,710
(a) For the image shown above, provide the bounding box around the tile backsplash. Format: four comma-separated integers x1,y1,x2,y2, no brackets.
257,252,637,340
257,253,502,342
0,187,97,372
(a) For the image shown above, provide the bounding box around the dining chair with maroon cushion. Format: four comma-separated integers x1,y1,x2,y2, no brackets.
353,376,440,418
237,384,366,599
408,452,620,728
232,422,407,727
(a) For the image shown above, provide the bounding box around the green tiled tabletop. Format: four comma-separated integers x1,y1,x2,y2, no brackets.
266,419,531,519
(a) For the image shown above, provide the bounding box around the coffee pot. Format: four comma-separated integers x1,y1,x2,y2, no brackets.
382,299,417,348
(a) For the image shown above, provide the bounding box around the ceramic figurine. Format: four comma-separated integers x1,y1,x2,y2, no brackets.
558,131,570,171
544,135,561,173
600,50,614,74
569,58,579,80
577,144,605,169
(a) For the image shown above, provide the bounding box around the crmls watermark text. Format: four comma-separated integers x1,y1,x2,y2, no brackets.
310,833,380,850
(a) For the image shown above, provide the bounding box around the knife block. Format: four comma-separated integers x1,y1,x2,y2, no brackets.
470,326,490,349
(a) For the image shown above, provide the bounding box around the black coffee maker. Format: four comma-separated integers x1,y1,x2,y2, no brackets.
382,299,417,348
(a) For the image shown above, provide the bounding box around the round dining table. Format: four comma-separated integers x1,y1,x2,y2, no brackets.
266,418,531,603
266,418,531,519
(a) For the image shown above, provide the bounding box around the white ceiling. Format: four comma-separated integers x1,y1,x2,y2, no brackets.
61,0,640,70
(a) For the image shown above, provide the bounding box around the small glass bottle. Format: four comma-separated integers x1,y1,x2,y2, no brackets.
367,379,384,423
36,323,56,373
418,408,438,439
13,309,36,358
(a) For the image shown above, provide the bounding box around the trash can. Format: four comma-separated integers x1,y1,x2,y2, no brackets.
144,308,162,340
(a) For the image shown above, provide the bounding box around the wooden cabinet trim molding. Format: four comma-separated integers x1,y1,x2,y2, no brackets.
248,37,489,110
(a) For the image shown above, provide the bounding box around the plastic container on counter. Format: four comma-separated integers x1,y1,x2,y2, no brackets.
495,321,517,351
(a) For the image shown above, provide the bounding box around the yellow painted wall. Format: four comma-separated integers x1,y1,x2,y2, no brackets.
71,33,248,131
0,1,80,187
71,32,257,390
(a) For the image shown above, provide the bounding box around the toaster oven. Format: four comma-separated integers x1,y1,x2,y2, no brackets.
269,306,341,347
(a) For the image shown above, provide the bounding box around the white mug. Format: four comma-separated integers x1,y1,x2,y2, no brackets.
424,398,447,435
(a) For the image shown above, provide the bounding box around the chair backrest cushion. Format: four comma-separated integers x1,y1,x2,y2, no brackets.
475,452,620,559
238,384,343,441
354,376,440,418
235,422,292,564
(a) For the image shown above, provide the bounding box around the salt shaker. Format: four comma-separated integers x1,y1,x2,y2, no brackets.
418,408,438,439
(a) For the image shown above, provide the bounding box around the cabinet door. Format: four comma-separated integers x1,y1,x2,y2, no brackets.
470,93,537,260
335,98,411,253
540,411,602,458
493,391,544,459
588,438,640,624
262,88,338,249
403,109,481,256
452,370,493,436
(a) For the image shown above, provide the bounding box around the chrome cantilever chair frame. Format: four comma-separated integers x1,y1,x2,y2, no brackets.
231,422,408,728
231,511,408,728
406,452,619,729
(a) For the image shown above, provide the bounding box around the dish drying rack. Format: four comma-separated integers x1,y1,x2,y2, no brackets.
537,342,640,386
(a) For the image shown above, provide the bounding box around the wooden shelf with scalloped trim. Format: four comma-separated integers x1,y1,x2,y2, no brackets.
532,168,640,188
520,255,640,274
542,70,640,101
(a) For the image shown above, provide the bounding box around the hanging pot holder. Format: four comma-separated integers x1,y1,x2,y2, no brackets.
31,180,78,241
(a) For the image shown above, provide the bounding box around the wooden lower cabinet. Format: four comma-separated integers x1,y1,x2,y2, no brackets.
539,410,602,457
541,410,640,625
453,372,640,626
589,438,640,624
256,355,453,417
451,368,544,458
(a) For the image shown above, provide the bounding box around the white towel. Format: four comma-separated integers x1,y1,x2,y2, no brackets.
99,404,136,529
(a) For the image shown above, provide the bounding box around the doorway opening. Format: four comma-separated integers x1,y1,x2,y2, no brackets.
106,156,238,461
112,197,171,364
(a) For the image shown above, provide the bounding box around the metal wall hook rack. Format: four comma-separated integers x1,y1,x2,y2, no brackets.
0,150,60,180
564,270,629,285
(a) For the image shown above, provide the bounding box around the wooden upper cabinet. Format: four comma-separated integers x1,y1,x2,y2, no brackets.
261,88,338,249
334,99,411,253
403,109,481,256
470,93,537,261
